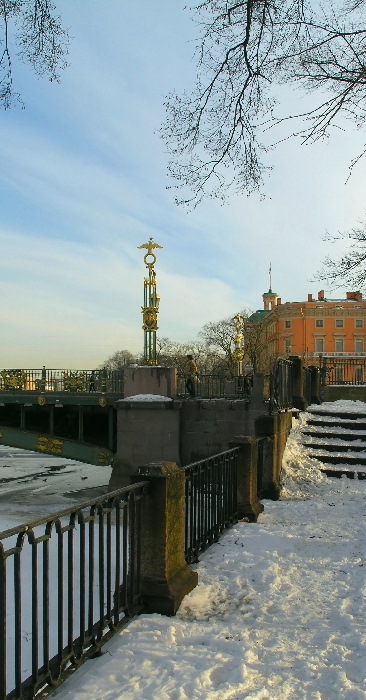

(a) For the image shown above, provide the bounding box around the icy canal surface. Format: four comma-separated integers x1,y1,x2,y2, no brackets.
0,445,112,528
51,402,366,700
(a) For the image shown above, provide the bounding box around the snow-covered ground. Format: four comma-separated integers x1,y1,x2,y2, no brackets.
51,402,366,700
1,402,366,699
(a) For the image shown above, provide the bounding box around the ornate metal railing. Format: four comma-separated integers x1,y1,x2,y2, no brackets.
320,356,366,386
0,369,124,394
177,374,252,399
182,448,239,564
269,358,293,414
0,483,147,700
306,352,366,358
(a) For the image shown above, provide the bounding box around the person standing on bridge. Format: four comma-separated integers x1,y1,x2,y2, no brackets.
186,354,199,398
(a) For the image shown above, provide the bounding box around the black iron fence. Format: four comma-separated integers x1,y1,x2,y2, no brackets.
0,445,241,700
178,374,252,400
0,483,147,700
182,448,239,563
0,369,124,395
269,358,293,414
320,356,366,386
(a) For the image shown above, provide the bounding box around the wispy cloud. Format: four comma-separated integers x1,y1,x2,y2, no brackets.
1,0,366,369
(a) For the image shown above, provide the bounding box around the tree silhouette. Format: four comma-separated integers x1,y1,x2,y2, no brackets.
162,0,366,206
0,0,69,108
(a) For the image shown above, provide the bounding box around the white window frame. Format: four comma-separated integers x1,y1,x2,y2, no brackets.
335,338,344,353
355,337,364,353
315,337,324,353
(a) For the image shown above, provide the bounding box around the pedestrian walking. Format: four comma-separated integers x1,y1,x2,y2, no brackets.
186,354,199,398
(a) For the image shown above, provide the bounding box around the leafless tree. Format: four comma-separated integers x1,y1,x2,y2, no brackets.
315,220,366,289
244,315,269,372
0,0,69,108
162,0,366,206
199,309,252,375
99,349,136,371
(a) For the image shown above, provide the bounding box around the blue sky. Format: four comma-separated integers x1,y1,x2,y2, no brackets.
1,0,366,369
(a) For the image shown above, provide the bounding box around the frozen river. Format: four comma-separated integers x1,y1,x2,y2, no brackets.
0,444,112,529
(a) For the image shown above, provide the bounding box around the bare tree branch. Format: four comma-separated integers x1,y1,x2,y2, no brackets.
161,0,366,205
314,221,366,290
0,0,69,108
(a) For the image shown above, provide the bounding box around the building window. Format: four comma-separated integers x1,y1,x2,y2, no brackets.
315,319,324,328
335,319,344,328
355,338,364,353
315,337,324,353
284,320,291,329
284,338,292,355
335,338,344,353
355,319,363,328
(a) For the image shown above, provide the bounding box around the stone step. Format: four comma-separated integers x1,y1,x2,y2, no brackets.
308,410,366,421
302,430,366,441
320,468,366,480
306,419,366,430
303,442,366,452
308,452,366,465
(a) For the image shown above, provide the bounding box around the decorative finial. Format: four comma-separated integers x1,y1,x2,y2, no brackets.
138,237,163,268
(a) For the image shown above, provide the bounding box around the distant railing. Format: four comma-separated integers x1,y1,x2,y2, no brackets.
177,374,252,400
269,358,293,414
182,448,239,564
0,483,147,700
306,352,366,358
320,356,366,386
0,369,124,394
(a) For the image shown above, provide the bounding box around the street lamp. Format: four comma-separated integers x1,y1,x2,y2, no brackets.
137,237,163,365
233,313,244,376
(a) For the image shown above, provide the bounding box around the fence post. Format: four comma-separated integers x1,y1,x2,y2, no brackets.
309,366,321,404
40,365,46,393
132,461,198,615
229,437,263,521
289,356,307,409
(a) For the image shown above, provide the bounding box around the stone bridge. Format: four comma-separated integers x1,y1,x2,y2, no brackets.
0,368,122,464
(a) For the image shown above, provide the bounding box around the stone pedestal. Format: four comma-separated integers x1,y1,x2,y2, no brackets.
289,356,307,410
255,411,292,500
309,365,321,404
230,436,264,521
133,461,198,615
109,398,181,490
124,366,177,399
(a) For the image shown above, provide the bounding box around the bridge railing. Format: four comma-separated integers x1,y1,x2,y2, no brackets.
0,482,148,700
0,369,124,394
177,373,252,399
182,448,239,563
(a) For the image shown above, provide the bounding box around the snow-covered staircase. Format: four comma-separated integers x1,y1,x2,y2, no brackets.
300,402,366,479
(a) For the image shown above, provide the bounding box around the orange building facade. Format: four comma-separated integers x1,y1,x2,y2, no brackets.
251,289,366,370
